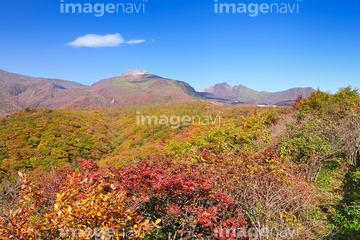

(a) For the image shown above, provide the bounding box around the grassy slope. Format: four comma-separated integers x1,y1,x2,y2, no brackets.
235,87,268,102
111,77,195,96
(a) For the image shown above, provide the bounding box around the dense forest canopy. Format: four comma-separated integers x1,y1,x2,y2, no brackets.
1,87,360,239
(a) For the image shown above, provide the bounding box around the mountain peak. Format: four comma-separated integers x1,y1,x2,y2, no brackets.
120,70,158,78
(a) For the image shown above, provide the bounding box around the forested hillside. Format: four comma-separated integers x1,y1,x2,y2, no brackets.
0,102,260,178
1,87,360,239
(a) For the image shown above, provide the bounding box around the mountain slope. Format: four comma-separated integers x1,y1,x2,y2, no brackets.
88,70,201,107
263,87,315,104
0,69,87,116
0,69,202,117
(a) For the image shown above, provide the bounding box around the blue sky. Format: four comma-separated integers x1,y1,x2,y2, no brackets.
0,0,359,93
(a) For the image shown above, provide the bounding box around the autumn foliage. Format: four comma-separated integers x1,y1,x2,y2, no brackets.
2,90,360,239
0,169,160,239
0,157,249,239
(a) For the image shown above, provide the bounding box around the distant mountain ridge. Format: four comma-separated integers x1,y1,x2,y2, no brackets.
200,82,315,105
0,69,201,117
0,69,315,117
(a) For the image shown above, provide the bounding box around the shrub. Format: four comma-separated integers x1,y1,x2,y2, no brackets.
279,119,333,181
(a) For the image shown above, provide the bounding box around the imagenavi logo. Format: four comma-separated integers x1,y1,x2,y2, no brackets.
214,0,301,17
60,0,148,17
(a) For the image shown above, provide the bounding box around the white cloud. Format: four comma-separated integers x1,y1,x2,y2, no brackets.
127,39,146,44
67,33,147,48
67,33,125,48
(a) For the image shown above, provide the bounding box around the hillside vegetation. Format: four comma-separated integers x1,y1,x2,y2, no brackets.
0,87,360,239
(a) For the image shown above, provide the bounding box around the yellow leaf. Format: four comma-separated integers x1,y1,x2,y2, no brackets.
57,193,62,199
